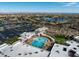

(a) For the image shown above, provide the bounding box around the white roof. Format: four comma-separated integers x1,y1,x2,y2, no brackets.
66,40,79,55
50,40,79,57
0,41,50,57
21,32,35,37
75,36,79,40
66,40,79,46
35,27,48,32
0,43,8,50
49,44,68,57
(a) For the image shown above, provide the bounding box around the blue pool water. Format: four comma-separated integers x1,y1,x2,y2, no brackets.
32,37,48,48
43,17,65,22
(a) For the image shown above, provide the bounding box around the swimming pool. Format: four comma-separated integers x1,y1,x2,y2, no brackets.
31,37,48,48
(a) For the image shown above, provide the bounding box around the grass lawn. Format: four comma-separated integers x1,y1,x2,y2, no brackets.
4,36,20,45
54,34,66,44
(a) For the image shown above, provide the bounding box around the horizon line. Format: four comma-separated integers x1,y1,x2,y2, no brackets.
0,12,79,14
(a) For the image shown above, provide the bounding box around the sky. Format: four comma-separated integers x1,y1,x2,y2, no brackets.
0,2,79,13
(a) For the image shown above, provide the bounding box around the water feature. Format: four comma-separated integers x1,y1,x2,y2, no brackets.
43,17,66,23
31,37,48,48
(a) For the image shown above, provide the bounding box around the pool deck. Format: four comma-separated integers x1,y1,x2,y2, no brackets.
25,34,54,50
